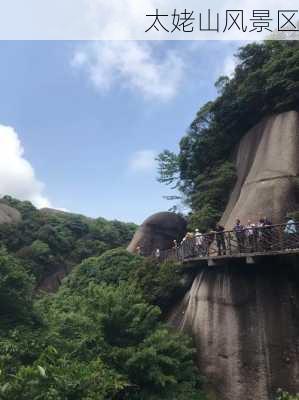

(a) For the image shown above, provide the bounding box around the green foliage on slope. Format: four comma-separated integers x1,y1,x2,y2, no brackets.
67,248,144,289
0,245,205,399
277,390,299,400
0,247,35,325
67,248,192,312
0,198,204,399
157,41,299,230
132,257,191,311
0,196,137,285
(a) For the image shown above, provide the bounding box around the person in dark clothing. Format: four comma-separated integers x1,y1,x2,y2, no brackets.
264,217,272,226
234,219,245,253
257,218,265,251
205,230,215,256
263,216,273,250
215,224,226,255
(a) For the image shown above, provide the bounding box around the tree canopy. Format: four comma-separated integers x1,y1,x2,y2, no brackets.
0,197,205,399
0,245,205,399
0,196,137,286
157,41,299,230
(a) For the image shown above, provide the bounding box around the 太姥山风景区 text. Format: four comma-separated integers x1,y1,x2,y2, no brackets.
145,9,299,34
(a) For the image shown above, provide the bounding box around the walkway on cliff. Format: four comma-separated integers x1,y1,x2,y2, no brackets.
157,223,299,265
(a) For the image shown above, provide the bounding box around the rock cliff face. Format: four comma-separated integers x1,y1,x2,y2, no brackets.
168,259,299,400
169,111,299,400
221,111,299,228
129,111,299,400
0,203,21,224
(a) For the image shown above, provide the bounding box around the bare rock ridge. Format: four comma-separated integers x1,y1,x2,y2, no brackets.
0,203,21,224
128,111,299,400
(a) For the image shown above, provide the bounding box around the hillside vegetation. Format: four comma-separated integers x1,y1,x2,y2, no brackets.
0,196,137,286
0,197,204,399
158,41,299,231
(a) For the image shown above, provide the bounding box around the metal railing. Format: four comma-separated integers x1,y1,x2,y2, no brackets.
153,223,299,263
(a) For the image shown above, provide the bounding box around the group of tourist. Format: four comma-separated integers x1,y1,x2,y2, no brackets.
140,216,298,261
167,216,298,258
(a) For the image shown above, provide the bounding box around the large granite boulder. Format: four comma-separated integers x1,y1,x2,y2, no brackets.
221,111,299,228
127,211,187,256
0,203,21,224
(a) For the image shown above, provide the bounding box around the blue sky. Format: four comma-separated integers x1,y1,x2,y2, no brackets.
0,40,240,223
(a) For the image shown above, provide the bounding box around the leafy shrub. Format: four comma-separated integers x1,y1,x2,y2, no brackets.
277,389,299,400
67,248,191,312
0,247,34,324
67,248,144,289
133,258,191,311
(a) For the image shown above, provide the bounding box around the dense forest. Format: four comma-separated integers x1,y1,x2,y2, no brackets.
158,41,299,231
0,196,137,287
0,196,205,399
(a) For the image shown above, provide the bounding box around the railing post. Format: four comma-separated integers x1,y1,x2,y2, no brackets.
279,225,283,251
227,232,232,256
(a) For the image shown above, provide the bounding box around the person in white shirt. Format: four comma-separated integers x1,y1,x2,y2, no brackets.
245,220,256,252
284,217,297,249
155,248,160,259
195,228,204,256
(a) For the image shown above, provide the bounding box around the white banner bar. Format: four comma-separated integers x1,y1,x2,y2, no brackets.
0,0,298,40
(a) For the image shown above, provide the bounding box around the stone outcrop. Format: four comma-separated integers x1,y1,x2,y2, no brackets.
127,211,187,255
129,111,299,400
0,203,21,224
38,264,71,293
168,258,299,400
221,111,299,228
168,111,299,400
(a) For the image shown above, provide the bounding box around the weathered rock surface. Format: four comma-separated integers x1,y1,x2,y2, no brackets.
221,111,299,228
0,203,21,224
38,265,71,293
130,111,299,400
168,259,299,400
167,111,299,400
127,211,187,255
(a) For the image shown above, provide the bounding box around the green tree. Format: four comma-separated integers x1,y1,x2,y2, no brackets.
0,247,34,324
158,41,299,231
132,258,191,311
1,283,205,400
67,248,144,289
276,389,299,400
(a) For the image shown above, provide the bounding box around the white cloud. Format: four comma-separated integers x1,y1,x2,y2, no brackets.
0,125,51,208
69,0,297,101
70,0,294,100
129,150,156,172
72,41,184,101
